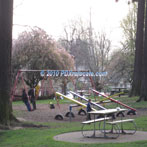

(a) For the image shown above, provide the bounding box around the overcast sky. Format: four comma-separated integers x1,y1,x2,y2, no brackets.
13,0,130,47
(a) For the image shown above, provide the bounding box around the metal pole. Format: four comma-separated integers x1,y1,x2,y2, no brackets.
69,105,72,122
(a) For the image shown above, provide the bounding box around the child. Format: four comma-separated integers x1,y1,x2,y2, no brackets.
28,88,36,110
22,89,31,111
86,99,92,120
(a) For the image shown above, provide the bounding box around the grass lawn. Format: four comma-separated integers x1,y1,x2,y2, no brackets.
0,119,147,147
1,96,147,147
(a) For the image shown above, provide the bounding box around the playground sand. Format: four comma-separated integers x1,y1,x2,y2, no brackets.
13,103,147,123
13,103,87,122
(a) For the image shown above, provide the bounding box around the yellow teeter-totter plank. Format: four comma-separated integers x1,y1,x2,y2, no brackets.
96,92,124,103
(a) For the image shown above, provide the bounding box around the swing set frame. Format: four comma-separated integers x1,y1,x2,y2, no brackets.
11,69,97,102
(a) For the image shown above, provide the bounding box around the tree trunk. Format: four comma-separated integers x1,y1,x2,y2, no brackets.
62,79,67,95
0,0,13,125
139,0,147,101
131,0,145,97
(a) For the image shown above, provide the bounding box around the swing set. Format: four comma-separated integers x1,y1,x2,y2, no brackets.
11,70,55,102
11,70,97,102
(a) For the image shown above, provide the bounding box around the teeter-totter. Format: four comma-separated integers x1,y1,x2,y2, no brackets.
92,89,137,115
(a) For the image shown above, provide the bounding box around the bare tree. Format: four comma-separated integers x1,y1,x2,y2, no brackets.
59,18,111,90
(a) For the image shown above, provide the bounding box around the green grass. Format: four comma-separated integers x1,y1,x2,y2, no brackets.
0,119,147,147
115,96,147,109
95,96,147,109
13,95,147,109
135,116,147,131
12,99,75,105
7,96,147,146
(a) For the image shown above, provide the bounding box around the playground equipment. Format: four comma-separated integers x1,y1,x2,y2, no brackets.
69,91,106,110
55,90,128,120
92,89,136,115
56,92,97,111
95,91,124,104
11,70,98,101
70,90,129,118
55,92,98,120
11,70,58,101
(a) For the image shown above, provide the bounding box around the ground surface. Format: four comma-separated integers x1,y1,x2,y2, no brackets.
13,103,147,143
13,103,88,122
13,103,147,122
